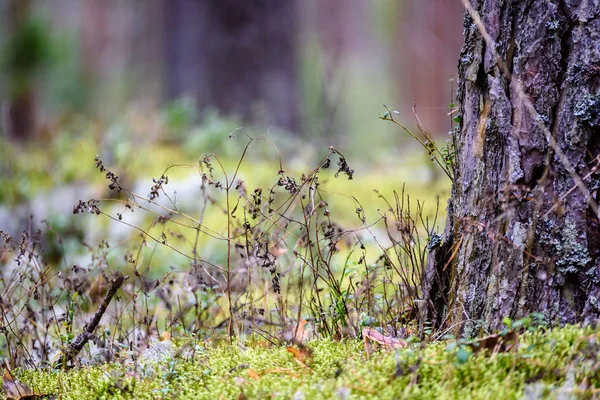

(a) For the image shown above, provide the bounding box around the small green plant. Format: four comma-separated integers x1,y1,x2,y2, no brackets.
379,105,456,181
379,78,459,181
1,125,439,370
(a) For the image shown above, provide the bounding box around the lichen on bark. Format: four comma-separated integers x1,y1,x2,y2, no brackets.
422,0,600,336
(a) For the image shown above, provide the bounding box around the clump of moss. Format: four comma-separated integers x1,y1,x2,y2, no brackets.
3,325,599,399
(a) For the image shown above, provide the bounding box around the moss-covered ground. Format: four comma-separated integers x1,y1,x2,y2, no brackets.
3,117,596,400
3,325,599,399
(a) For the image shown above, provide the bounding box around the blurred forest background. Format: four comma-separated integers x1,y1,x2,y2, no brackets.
0,0,463,239
0,1,469,367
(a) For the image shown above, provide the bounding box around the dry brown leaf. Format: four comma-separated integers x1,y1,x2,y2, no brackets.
362,327,407,358
469,330,518,354
286,345,313,366
246,369,261,379
281,319,310,344
2,369,52,400
293,319,308,343
362,327,407,348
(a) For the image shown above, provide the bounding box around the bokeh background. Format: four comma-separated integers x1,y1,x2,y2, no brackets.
0,0,463,242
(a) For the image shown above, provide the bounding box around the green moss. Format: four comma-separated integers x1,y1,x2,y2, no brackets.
4,325,598,399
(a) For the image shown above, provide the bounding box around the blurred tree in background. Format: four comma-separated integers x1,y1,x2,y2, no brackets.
0,0,463,146
2,0,51,140
81,0,164,119
394,0,464,135
166,0,299,130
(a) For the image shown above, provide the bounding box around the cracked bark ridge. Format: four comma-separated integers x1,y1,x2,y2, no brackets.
423,0,600,337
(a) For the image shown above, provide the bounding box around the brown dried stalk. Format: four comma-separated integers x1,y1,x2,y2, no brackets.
64,275,128,364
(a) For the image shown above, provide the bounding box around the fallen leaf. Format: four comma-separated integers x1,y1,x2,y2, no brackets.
246,369,260,379
281,319,311,344
363,328,406,348
362,327,407,358
293,319,309,343
3,369,52,400
468,330,518,354
286,345,313,366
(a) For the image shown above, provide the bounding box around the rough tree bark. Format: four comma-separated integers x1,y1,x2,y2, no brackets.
423,1,600,337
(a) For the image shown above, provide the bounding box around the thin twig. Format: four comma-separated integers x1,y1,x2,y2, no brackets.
65,275,128,363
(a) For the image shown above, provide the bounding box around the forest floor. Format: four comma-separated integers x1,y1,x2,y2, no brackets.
2,123,597,399
3,324,599,399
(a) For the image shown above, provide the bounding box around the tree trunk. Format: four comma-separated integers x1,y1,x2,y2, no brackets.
166,0,300,131
423,1,600,337
4,0,37,141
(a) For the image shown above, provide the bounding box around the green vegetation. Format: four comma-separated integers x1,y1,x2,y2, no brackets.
0,107,449,210
4,325,599,399
6,104,595,400
0,109,452,388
